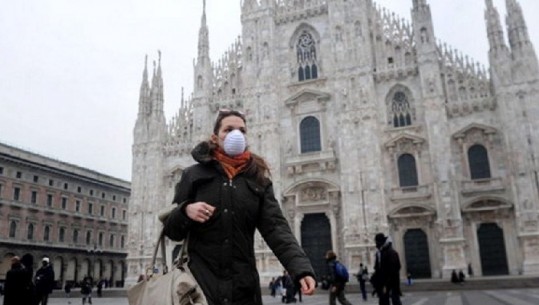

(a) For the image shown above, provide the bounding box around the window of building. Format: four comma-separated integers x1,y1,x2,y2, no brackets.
44,226,50,241
398,154,419,187
112,195,116,201
102,192,106,199
27,223,34,240
33,175,39,183
59,227,65,243
123,198,127,204
112,207,116,219
13,187,21,201
100,205,105,217
31,191,37,204
76,200,81,212
300,116,322,153
0,167,3,175
47,194,53,207
49,179,54,186
90,189,94,196
63,183,68,190
16,171,22,179
109,234,115,248
468,144,491,180
9,221,17,238
73,229,79,244
122,210,127,220
121,235,125,249
98,232,103,246
391,91,413,128
77,186,81,193
86,231,92,245
88,203,93,215
0,184,3,198
61,197,67,209
296,30,319,81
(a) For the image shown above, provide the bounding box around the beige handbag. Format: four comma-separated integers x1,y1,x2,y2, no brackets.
127,229,207,305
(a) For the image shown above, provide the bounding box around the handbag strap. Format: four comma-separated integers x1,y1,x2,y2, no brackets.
150,228,190,275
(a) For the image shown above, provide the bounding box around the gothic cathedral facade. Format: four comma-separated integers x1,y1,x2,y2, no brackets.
127,0,539,284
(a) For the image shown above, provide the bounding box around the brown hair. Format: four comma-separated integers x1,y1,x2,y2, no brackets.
212,110,271,184
325,250,337,260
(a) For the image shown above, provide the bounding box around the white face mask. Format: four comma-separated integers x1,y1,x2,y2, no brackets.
223,129,246,156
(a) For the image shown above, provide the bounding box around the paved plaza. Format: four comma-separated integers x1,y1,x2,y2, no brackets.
2,288,532,305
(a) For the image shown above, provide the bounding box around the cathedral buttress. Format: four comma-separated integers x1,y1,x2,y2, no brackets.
413,0,466,276
127,52,167,285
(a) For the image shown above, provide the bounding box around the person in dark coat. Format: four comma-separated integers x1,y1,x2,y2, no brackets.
21,254,37,305
35,257,55,305
163,110,317,305
325,250,352,305
372,233,402,305
3,256,33,305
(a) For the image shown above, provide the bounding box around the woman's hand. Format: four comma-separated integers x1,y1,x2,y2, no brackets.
185,202,215,223
299,275,316,295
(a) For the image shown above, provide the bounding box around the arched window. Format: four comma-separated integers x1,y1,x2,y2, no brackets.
296,30,318,82
59,227,65,243
391,91,413,128
44,226,50,241
300,116,321,153
27,223,34,240
468,144,491,179
9,221,17,238
398,154,419,187
73,229,79,244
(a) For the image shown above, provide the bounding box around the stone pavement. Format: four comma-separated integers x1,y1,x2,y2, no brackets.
5,288,537,304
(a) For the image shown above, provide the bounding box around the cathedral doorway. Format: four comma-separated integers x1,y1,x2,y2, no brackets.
477,223,508,276
403,229,431,278
301,213,332,279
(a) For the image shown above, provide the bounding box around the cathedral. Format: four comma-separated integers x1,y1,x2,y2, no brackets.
127,0,539,284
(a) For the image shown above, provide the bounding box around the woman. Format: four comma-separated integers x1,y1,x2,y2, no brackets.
163,109,316,305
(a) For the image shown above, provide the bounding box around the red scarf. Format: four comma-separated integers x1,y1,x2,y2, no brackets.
213,149,251,180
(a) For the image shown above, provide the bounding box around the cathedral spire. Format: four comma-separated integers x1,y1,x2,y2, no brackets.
138,55,150,117
242,0,258,12
412,0,428,11
197,0,210,64
194,0,213,98
411,0,436,50
505,0,531,50
485,0,509,55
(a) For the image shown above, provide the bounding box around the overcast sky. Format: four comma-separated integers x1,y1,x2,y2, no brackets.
0,0,538,181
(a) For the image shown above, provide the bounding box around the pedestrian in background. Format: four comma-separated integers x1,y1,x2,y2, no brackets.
372,233,402,305
356,263,369,301
81,276,93,305
64,282,72,304
3,256,33,305
269,277,277,297
35,257,55,305
325,250,353,305
21,254,37,305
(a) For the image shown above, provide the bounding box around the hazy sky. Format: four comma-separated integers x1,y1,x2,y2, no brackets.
0,0,538,181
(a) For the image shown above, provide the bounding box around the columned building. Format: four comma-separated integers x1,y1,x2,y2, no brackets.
0,142,130,287
128,0,539,284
